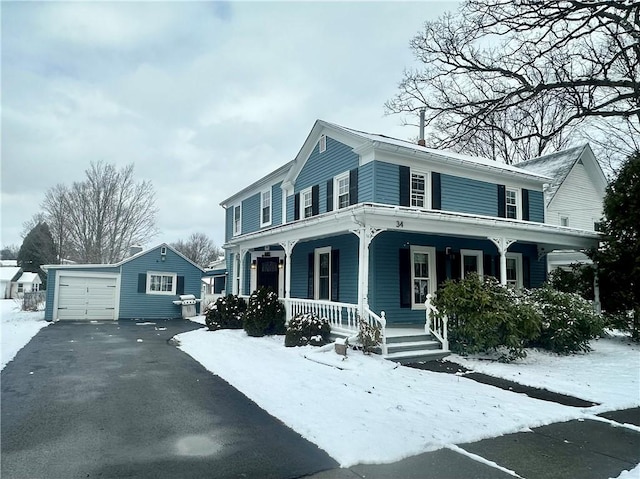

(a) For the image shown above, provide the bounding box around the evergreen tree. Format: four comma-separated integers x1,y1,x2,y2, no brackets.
592,152,640,340
17,222,57,272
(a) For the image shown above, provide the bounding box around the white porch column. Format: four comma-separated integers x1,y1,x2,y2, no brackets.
488,237,517,285
352,227,384,314
593,266,602,314
278,240,298,300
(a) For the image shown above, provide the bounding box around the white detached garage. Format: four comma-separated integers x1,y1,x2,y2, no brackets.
44,244,204,322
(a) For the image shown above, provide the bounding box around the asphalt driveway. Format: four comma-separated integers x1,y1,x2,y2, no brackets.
1,319,337,479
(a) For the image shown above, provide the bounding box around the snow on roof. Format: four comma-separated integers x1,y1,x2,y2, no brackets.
0,260,18,267
16,272,40,283
518,145,587,203
325,121,552,180
0,267,22,282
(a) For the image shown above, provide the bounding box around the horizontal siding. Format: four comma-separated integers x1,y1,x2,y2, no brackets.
548,163,603,230
290,234,359,304
528,190,545,223
241,193,260,235
286,195,294,223
44,271,56,321
441,174,498,217
374,161,400,204
119,246,202,319
295,137,359,193
272,182,283,226
225,206,234,242
359,162,374,203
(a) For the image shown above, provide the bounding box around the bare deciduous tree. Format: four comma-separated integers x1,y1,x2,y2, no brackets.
42,162,158,264
171,232,222,268
386,0,639,164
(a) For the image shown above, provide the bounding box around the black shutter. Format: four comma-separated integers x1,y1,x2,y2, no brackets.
294,193,300,220
451,252,461,281
436,251,447,288
523,256,531,288
138,273,146,293
307,253,314,299
312,185,319,216
399,248,411,308
483,254,494,278
522,189,530,221
497,185,506,217
432,172,441,210
331,249,339,302
399,166,410,207
326,179,333,212
176,276,185,295
349,168,358,205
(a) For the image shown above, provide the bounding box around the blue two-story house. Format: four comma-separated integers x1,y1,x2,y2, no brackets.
220,120,600,362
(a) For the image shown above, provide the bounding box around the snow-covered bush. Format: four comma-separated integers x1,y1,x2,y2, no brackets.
284,313,331,347
204,295,246,331
526,286,604,354
243,287,286,337
356,317,382,354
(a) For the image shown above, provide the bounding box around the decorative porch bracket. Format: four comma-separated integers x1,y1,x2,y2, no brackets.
350,227,385,315
488,237,517,286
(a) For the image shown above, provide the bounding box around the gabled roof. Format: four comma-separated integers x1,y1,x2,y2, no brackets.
43,243,206,273
518,144,607,205
15,272,41,284
0,267,22,282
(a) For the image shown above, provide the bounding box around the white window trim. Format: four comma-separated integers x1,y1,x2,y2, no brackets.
410,245,437,309
560,215,569,227
146,271,177,295
233,204,242,236
314,246,332,300
334,172,350,210
505,187,521,220
410,169,431,209
299,187,313,219
460,249,484,279
319,134,326,153
505,252,523,289
260,189,272,227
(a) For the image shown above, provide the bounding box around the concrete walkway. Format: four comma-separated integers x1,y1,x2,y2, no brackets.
1,319,338,479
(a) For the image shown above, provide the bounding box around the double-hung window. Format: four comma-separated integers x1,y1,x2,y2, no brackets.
300,188,313,218
410,245,436,308
505,188,519,219
233,205,242,236
261,190,272,227
147,272,176,295
335,172,350,210
411,172,427,208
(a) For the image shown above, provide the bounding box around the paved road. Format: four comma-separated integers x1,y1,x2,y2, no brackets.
1,319,337,479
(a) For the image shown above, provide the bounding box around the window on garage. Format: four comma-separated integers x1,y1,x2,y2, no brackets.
143,272,178,295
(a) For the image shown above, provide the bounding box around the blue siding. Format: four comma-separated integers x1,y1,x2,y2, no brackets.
226,253,234,293
241,193,260,234
528,190,545,223
295,137,359,192
510,243,546,287
242,251,251,295
359,162,374,203
373,161,400,204
119,246,202,319
286,195,294,222
441,174,498,216
272,182,283,226
225,206,234,242
290,234,359,304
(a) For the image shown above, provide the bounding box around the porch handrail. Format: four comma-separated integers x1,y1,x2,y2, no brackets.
425,294,449,351
285,298,359,332
362,306,388,355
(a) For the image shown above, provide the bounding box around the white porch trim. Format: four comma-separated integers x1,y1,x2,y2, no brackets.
488,237,517,286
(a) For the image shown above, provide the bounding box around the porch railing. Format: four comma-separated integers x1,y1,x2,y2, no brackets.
362,306,388,355
425,294,449,351
285,298,359,333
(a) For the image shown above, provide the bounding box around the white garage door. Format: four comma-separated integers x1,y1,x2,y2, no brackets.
57,275,118,320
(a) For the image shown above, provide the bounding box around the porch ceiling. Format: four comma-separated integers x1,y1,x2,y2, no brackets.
223,203,600,253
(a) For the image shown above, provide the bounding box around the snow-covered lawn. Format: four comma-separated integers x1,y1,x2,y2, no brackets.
178,318,640,468
1,299,49,369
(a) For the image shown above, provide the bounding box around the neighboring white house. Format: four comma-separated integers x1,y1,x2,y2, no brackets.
518,144,608,270
0,267,23,299
10,272,43,298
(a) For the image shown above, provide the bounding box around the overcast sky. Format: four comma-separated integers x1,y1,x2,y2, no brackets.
1,1,458,251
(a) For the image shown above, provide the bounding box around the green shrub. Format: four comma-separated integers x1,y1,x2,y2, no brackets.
548,264,595,301
432,274,540,361
284,313,331,347
357,317,382,354
204,295,247,331
243,287,286,337
526,286,605,354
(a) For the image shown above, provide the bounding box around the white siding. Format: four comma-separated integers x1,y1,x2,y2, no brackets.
547,162,603,230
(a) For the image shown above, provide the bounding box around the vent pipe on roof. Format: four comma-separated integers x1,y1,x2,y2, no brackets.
418,107,426,147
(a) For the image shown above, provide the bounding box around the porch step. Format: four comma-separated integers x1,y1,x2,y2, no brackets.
386,340,442,354
384,349,451,364
386,333,431,344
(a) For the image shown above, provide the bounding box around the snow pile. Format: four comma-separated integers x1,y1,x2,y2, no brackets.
1,300,49,369
177,327,611,467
